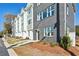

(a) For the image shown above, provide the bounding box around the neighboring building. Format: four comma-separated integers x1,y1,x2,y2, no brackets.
13,3,75,46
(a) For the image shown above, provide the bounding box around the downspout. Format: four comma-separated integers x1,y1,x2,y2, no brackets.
56,3,60,42
64,3,67,35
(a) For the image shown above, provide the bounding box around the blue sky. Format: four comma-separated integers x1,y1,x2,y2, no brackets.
75,3,79,25
0,3,26,32
0,3,79,32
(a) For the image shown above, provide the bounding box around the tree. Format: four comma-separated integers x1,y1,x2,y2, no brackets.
4,22,12,34
76,26,79,36
4,13,16,35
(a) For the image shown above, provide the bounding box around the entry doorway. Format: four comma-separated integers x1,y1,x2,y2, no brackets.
35,29,39,40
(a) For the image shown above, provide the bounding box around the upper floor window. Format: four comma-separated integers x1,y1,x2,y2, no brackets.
47,4,55,17
43,9,47,19
37,4,55,21
28,19,31,25
40,12,43,20
37,3,40,6
47,6,51,17
37,13,40,21
28,9,32,14
50,4,55,16
66,5,69,16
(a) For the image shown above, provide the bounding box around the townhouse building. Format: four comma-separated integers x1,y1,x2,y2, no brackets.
13,3,75,46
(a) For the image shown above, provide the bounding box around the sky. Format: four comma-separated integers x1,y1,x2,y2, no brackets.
75,3,79,26
0,3,79,32
0,3,26,32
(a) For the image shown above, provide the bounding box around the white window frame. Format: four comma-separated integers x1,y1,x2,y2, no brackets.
37,13,40,21
66,5,69,16
37,3,40,6
50,4,55,16
47,6,51,17
44,26,54,37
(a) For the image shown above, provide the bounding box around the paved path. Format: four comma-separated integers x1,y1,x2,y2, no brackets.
0,38,9,56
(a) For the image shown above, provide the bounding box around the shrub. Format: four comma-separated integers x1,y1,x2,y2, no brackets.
60,35,72,49
50,42,57,47
76,32,79,36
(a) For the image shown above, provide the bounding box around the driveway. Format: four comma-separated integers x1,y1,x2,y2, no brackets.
0,38,9,56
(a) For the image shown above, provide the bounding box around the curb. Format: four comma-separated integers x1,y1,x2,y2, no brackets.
2,38,17,56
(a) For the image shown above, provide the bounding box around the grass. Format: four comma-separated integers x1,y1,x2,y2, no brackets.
7,37,21,44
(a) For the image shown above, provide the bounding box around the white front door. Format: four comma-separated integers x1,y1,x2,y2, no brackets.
36,32,39,40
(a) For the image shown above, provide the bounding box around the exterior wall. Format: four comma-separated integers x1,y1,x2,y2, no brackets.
12,3,75,46
33,3,57,43
66,3,75,46
26,3,34,40
23,9,28,39
59,4,66,39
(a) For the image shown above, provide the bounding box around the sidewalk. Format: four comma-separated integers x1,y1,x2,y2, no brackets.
2,37,39,56
2,38,17,56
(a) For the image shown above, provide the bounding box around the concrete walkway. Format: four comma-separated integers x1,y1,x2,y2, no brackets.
0,38,9,56
2,37,39,56
2,38,17,56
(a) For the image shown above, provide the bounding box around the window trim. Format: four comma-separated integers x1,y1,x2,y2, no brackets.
37,4,55,21
37,3,40,6
43,26,54,37
66,5,69,16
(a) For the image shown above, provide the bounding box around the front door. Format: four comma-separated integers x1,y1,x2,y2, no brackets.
36,31,39,40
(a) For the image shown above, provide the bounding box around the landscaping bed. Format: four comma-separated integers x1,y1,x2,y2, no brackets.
13,42,71,56
7,37,21,44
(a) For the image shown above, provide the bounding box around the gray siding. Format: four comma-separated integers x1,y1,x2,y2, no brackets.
59,3,66,38
35,3,57,43
32,3,75,43
66,4,75,32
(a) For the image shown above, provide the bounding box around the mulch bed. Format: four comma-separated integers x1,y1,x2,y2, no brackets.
28,42,71,56
13,41,79,56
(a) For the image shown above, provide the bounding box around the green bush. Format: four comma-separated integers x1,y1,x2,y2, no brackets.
60,35,72,49
76,32,79,36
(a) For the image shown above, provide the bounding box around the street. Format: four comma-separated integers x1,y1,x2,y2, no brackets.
0,38,9,56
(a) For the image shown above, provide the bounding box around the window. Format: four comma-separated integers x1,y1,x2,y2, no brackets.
37,11,43,21
47,4,55,17
37,3,40,6
46,27,48,36
51,27,54,36
66,5,69,16
28,9,32,14
28,19,31,24
50,4,55,16
28,31,30,36
44,26,54,37
40,12,43,20
17,18,20,33
47,6,51,17
44,28,46,36
37,13,40,21
43,9,47,19
37,4,55,21
48,27,50,36
21,13,24,31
